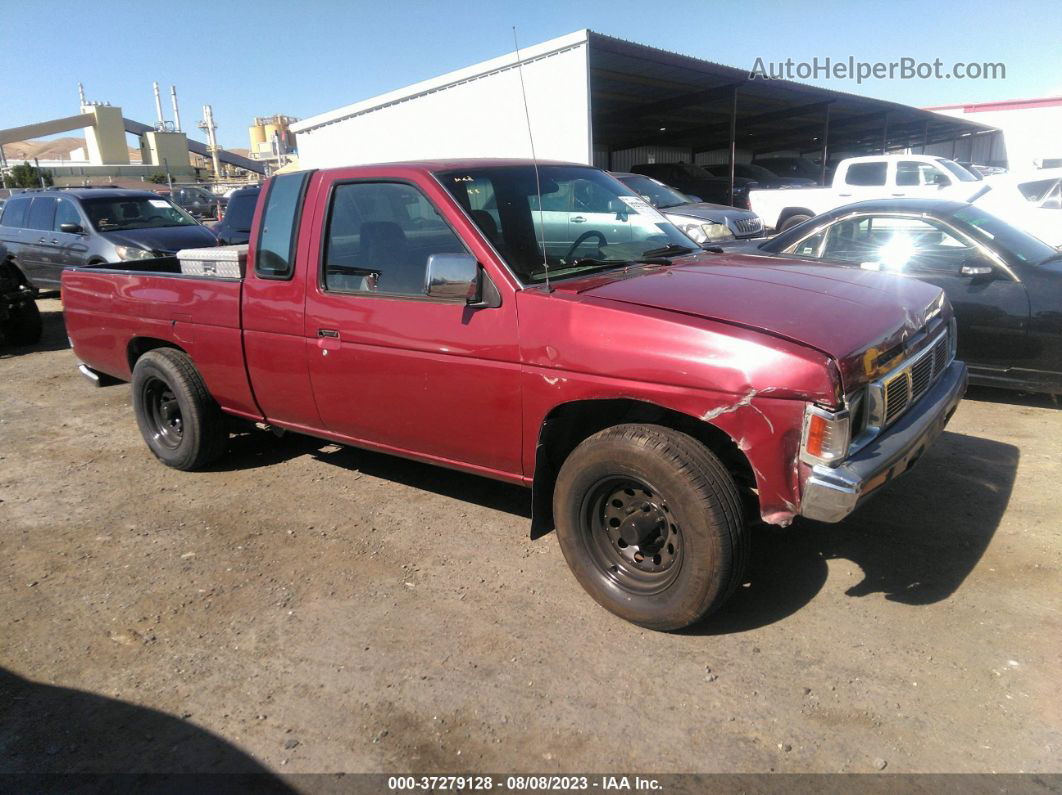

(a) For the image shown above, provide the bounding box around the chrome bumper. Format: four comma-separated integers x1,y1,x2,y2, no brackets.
799,360,968,523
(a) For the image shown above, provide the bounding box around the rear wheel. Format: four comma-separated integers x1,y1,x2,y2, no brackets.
3,299,42,345
131,348,227,470
553,424,748,631
778,213,813,232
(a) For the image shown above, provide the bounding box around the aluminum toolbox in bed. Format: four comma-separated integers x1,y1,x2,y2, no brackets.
177,244,249,279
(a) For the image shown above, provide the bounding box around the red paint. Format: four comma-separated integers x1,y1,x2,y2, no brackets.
62,160,951,526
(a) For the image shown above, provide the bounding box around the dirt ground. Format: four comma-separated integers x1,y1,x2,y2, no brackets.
1,298,1059,777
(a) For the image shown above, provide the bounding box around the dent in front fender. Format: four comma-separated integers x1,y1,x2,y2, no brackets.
703,393,807,526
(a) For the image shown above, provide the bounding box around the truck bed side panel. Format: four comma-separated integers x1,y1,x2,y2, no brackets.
62,269,261,419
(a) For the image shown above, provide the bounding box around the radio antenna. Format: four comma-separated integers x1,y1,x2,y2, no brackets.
512,26,550,291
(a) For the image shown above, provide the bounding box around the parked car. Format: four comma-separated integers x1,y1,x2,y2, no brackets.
0,241,41,345
0,189,218,290
63,160,966,631
717,198,1062,395
701,163,815,189
211,185,260,245
611,172,764,242
631,162,753,208
749,154,984,232
751,156,826,184
164,185,228,220
974,168,1062,247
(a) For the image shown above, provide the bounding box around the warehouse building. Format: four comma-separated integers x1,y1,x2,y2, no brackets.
292,30,991,193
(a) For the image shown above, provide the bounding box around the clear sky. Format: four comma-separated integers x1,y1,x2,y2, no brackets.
4,0,1059,149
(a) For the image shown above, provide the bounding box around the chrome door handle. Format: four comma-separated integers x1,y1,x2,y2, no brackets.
571,216,586,223
51,239,59,244
37,237,47,243
318,328,339,338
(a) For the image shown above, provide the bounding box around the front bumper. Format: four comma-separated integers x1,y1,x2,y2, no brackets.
799,360,968,523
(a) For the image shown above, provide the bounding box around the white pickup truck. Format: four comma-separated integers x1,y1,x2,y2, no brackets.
750,154,984,232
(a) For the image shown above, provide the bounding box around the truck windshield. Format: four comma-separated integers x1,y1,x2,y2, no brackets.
82,197,198,232
438,165,697,284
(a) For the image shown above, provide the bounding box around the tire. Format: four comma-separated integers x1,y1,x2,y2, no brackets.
553,424,748,631
778,213,813,232
131,348,228,470
3,299,42,345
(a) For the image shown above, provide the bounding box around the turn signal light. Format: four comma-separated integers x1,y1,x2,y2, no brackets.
800,405,851,466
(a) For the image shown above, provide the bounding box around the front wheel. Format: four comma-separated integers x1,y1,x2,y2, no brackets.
553,424,748,631
131,348,228,470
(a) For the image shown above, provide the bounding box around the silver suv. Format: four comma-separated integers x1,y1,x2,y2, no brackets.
0,188,217,291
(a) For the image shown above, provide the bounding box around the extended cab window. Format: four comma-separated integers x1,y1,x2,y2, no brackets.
255,172,310,279
844,162,887,186
323,181,465,296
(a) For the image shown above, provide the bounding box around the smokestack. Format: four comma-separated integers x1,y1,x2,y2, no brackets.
202,104,221,180
78,82,86,107
170,85,182,132
153,81,166,130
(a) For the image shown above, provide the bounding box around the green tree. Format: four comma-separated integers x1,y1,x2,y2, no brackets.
9,162,53,188
148,171,169,185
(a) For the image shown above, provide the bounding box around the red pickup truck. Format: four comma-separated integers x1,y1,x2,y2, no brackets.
63,160,967,630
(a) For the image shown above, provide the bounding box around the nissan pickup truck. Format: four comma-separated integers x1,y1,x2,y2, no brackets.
751,154,985,232
62,160,968,631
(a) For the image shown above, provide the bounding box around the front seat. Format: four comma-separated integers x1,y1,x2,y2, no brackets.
359,221,419,293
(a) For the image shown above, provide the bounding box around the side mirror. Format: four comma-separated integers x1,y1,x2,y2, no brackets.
60,223,83,234
425,253,480,302
608,199,630,221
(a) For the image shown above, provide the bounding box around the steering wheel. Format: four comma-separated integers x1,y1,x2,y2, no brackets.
565,230,607,261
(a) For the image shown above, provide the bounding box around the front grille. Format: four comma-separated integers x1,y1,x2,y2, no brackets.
875,329,952,430
733,217,763,235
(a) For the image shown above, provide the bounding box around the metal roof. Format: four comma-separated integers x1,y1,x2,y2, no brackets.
586,32,994,156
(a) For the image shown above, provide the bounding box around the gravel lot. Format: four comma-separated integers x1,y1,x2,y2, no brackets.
1,298,1059,777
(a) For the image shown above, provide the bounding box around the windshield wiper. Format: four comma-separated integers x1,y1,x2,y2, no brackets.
639,244,696,259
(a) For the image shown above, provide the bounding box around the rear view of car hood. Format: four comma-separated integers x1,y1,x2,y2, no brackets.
575,256,947,391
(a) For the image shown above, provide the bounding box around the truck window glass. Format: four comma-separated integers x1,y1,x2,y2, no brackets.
26,197,57,231
255,172,309,279
1,196,31,228
845,163,887,186
323,181,466,295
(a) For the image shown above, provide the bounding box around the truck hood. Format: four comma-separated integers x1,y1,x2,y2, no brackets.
565,254,947,392
104,225,219,255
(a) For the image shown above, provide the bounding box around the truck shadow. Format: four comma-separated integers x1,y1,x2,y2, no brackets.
213,428,532,520
694,430,1019,635
0,668,293,788
0,303,70,357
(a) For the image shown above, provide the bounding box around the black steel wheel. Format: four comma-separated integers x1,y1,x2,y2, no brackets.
131,348,227,470
583,477,683,596
142,377,184,450
554,423,748,631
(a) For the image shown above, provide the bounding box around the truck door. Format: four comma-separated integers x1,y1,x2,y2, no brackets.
835,160,889,202
303,173,522,477
241,171,326,430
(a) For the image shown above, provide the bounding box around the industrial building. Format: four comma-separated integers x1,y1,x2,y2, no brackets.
292,29,991,193
0,84,264,188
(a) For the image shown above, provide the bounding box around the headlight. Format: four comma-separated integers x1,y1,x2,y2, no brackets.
115,245,155,261
665,215,736,244
800,404,851,466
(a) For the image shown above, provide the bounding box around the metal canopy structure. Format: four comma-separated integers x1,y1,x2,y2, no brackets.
587,31,994,164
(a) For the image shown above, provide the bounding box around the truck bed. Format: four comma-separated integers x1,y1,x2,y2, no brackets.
62,261,260,419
